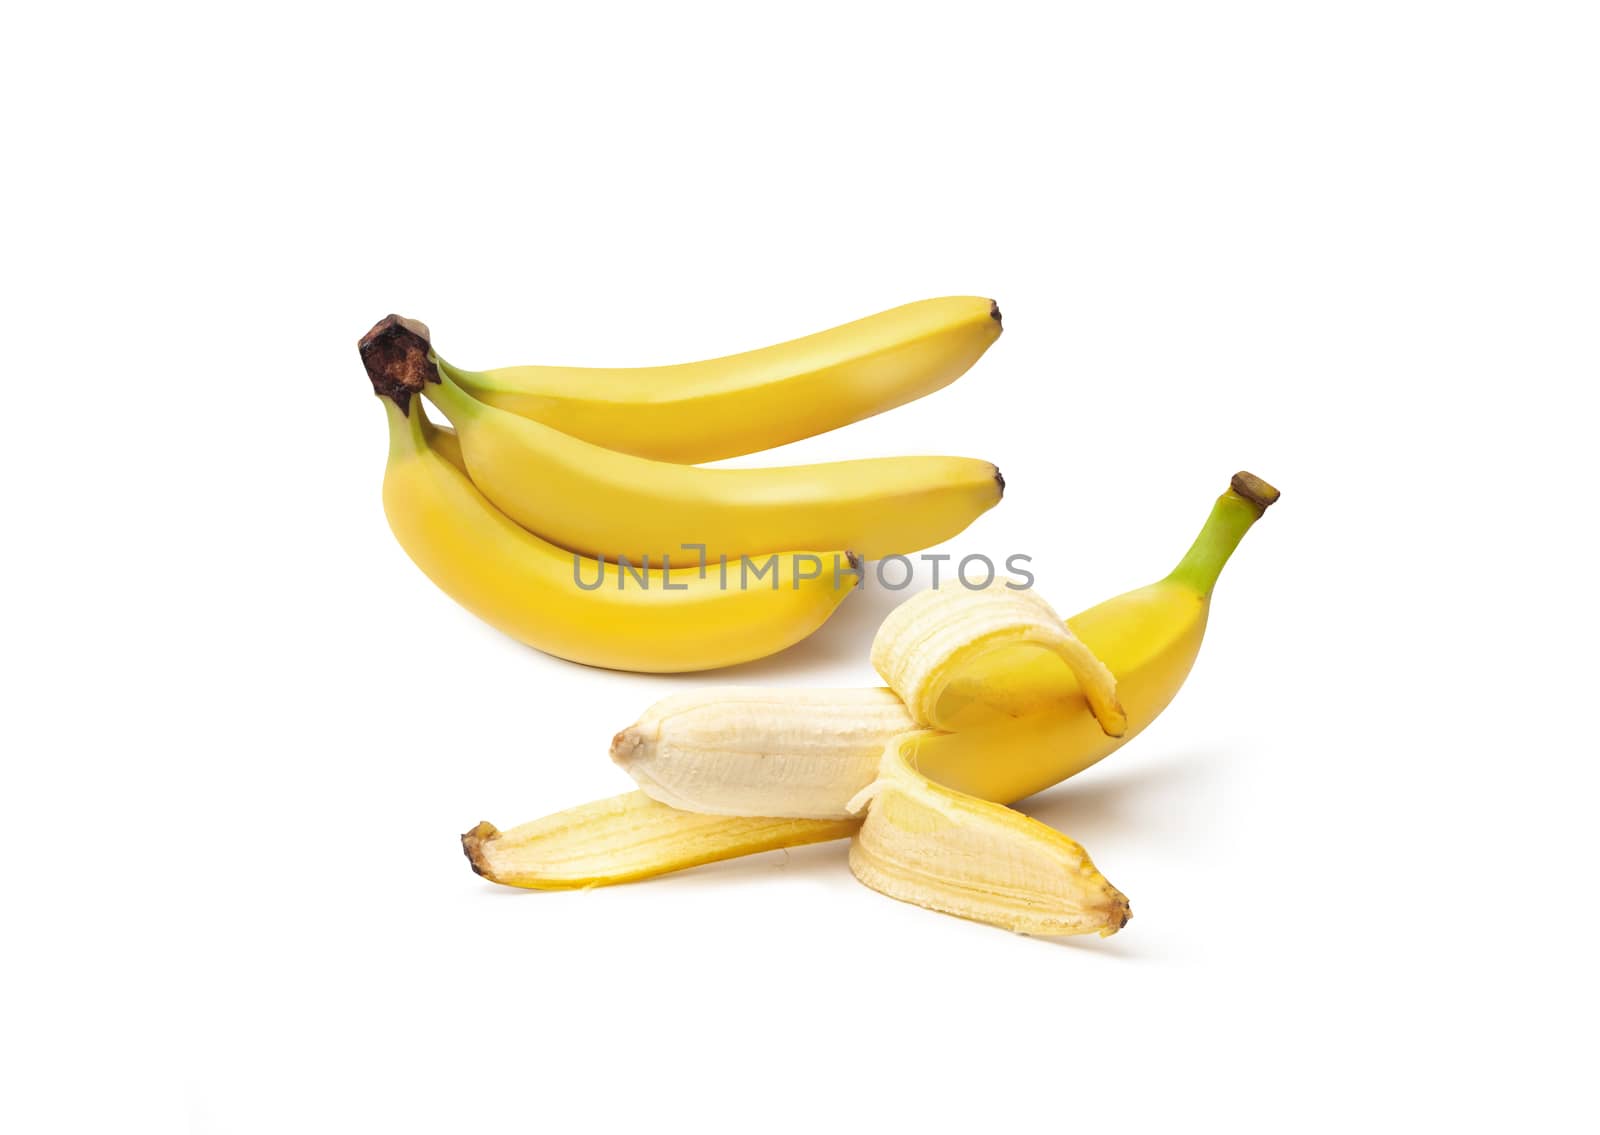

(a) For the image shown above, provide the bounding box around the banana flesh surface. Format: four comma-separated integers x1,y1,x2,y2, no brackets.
612,688,916,820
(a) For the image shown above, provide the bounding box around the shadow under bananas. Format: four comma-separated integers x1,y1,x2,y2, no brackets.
1015,750,1227,850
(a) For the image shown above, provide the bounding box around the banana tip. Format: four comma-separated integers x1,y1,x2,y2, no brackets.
1100,901,1132,936
993,466,1005,494
609,728,643,767
1230,471,1280,512
988,299,1002,328
461,821,500,879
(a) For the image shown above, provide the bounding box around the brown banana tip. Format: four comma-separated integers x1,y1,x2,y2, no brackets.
609,729,641,765
359,314,438,413
846,550,864,576
1103,901,1132,936
461,821,500,878
988,299,1002,328
1230,471,1280,513
993,466,1005,494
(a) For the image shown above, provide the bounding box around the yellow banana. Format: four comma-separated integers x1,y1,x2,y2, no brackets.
611,472,1278,811
377,393,857,673
419,418,465,475
417,359,1002,564
846,736,1131,937
437,296,1003,463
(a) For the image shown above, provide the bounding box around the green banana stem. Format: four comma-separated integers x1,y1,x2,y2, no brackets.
435,356,489,389
1167,472,1280,596
422,366,488,424
384,394,428,460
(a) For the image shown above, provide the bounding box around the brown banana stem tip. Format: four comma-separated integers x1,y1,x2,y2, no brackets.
1230,471,1281,513
461,821,500,879
989,299,1002,328
359,314,437,413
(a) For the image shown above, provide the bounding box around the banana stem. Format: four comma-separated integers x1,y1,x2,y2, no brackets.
384,394,427,461
1166,472,1280,596
424,366,487,424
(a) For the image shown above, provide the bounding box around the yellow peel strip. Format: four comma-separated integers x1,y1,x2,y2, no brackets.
869,582,1126,737
462,792,856,890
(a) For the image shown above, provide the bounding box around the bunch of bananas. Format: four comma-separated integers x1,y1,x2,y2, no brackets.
463,473,1279,937
360,299,1006,672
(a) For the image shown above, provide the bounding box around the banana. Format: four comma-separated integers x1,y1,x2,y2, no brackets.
415,358,1003,564
375,391,857,673
846,736,1131,936
462,794,854,890
436,296,1003,463
419,417,466,474
611,472,1278,813
612,688,917,819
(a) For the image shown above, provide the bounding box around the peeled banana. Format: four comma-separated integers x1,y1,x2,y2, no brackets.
472,473,1278,936
612,472,1277,813
437,296,1003,463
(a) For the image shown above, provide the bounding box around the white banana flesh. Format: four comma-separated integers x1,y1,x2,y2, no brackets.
612,688,915,820
846,736,1131,937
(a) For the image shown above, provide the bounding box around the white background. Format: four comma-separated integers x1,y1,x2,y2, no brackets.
4,3,1595,1131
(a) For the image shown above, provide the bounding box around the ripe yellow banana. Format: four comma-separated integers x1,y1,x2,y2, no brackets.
415,361,1003,564
377,393,857,673
610,472,1278,813
437,296,1003,463
846,736,1131,936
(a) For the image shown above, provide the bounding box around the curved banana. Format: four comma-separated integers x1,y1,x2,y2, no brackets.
378,394,857,673
416,363,1003,564
437,296,1003,463
612,472,1279,811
